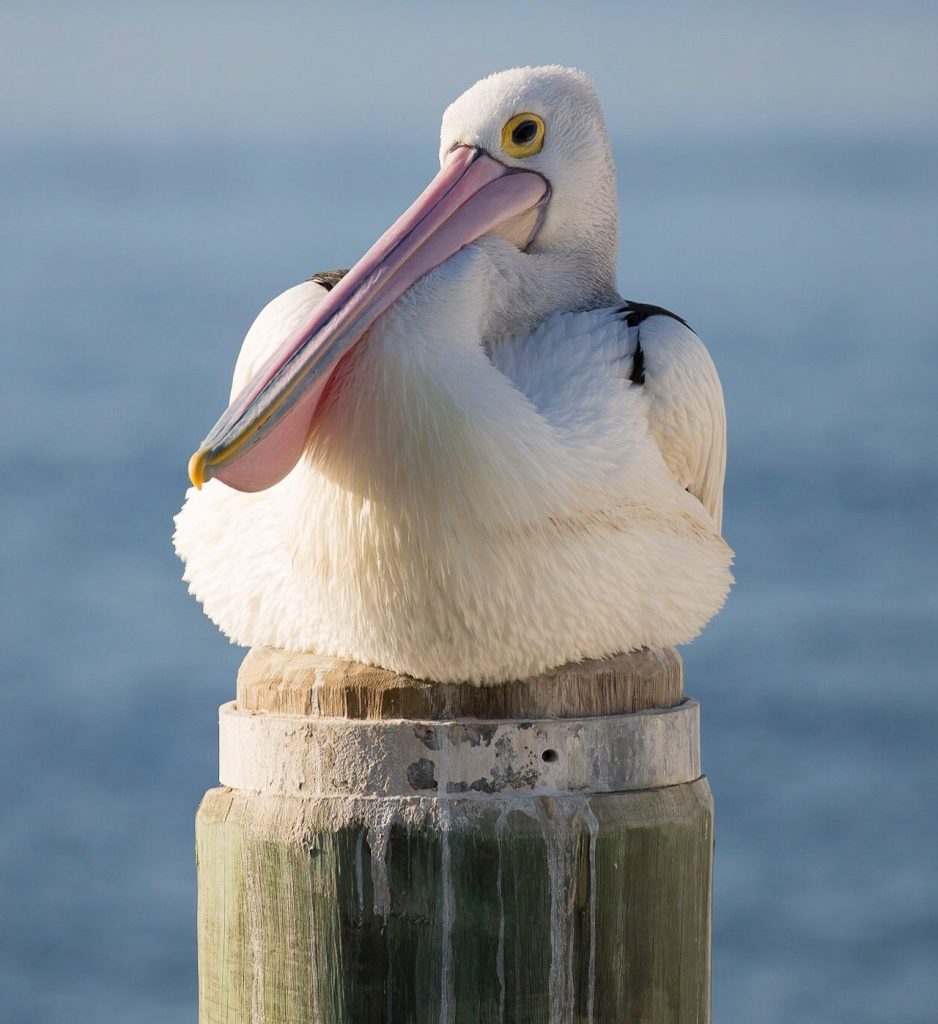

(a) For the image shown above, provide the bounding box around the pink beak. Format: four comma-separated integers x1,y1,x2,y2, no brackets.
188,146,549,492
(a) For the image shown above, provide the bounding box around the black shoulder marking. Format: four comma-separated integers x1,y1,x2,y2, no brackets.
308,269,349,291
617,301,692,332
629,335,645,385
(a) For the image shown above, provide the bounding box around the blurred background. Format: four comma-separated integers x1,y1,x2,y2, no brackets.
2,1,936,1020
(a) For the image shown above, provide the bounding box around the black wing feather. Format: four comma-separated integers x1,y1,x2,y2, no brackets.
616,301,692,387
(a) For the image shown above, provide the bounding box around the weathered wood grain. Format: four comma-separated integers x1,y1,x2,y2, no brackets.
197,782,712,1023
199,647,712,1023
236,646,684,719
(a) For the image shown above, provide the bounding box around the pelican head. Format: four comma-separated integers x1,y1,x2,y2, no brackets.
188,66,619,494
440,66,618,279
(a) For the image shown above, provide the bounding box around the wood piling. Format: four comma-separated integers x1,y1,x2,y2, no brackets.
196,646,713,1023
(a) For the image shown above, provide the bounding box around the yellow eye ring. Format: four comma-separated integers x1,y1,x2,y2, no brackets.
501,113,545,158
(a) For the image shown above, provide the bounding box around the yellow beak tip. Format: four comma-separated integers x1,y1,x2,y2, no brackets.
188,448,209,490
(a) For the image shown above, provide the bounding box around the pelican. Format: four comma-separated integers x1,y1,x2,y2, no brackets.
174,66,733,684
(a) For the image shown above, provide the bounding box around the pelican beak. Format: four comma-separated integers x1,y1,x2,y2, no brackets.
188,146,549,492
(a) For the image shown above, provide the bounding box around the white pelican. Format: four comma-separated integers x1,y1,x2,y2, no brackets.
174,66,733,684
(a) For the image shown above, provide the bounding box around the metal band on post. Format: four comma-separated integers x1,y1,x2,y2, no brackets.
219,699,701,798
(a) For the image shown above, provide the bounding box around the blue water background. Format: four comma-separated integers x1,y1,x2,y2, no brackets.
2,3,937,1020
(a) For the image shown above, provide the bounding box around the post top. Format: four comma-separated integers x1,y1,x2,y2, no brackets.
236,646,683,720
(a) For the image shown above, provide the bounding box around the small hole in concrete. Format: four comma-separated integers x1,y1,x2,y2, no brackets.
542,749,559,763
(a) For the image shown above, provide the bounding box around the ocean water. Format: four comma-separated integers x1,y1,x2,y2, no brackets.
2,4,937,1022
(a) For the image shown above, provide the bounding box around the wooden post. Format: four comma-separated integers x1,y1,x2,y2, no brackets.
196,647,713,1023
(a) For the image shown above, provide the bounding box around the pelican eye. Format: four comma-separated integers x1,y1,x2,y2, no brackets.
501,113,545,158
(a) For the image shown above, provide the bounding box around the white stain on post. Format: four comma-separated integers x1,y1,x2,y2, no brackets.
245,855,267,1024
353,828,366,917
305,853,322,1022
437,747,455,1024
367,816,392,919
541,798,578,1024
495,804,509,1024
583,800,600,1024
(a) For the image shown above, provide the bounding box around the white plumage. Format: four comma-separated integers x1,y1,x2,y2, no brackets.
174,66,733,683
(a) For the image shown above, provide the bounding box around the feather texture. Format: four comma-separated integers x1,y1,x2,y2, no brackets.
175,246,733,682
175,66,734,682
618,306,727,530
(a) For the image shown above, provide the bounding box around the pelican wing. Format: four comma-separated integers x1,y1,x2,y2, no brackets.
619,303,727,531
229,271,348,399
